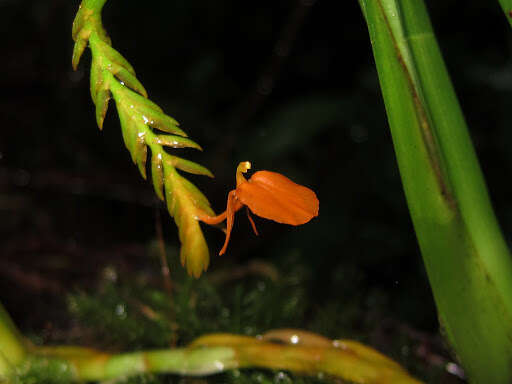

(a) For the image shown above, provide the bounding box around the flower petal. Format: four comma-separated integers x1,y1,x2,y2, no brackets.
236,171,319,225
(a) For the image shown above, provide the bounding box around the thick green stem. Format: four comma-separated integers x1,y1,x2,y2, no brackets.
0,303,27,376
34,333,421,384
360,0,512,382
35,345,237,380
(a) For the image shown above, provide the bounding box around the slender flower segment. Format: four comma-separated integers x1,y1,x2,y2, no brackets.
200,162,319,255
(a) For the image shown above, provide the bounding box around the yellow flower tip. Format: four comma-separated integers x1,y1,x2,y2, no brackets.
237,161,251,174
236,161,251,187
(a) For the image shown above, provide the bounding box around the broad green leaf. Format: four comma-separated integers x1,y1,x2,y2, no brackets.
360,0,512,382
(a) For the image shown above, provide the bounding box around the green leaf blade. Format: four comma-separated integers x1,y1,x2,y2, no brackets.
360,0,512,382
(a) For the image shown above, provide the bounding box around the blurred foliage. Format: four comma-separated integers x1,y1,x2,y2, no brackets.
11,357,73,384
66,247,308,349
1,0,510,383
43,245,445,383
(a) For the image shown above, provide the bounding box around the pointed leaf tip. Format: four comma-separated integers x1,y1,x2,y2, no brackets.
114,66,148,98
72,39,87,70
95,88,111,130
154,135,203,150
180,221,210,278
168,156,214,178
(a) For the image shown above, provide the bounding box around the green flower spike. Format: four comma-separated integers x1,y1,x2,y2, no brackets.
72,0,215,278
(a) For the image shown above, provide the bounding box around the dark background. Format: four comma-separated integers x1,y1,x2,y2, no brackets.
1,0,511,382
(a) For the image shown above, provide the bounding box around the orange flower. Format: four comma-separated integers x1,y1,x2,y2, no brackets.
200,161,319,255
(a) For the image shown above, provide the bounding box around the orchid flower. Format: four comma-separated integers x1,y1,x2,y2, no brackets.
200,162,319,255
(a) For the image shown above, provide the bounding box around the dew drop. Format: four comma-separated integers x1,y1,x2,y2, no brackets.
273,371,292,383
115,304,126,318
